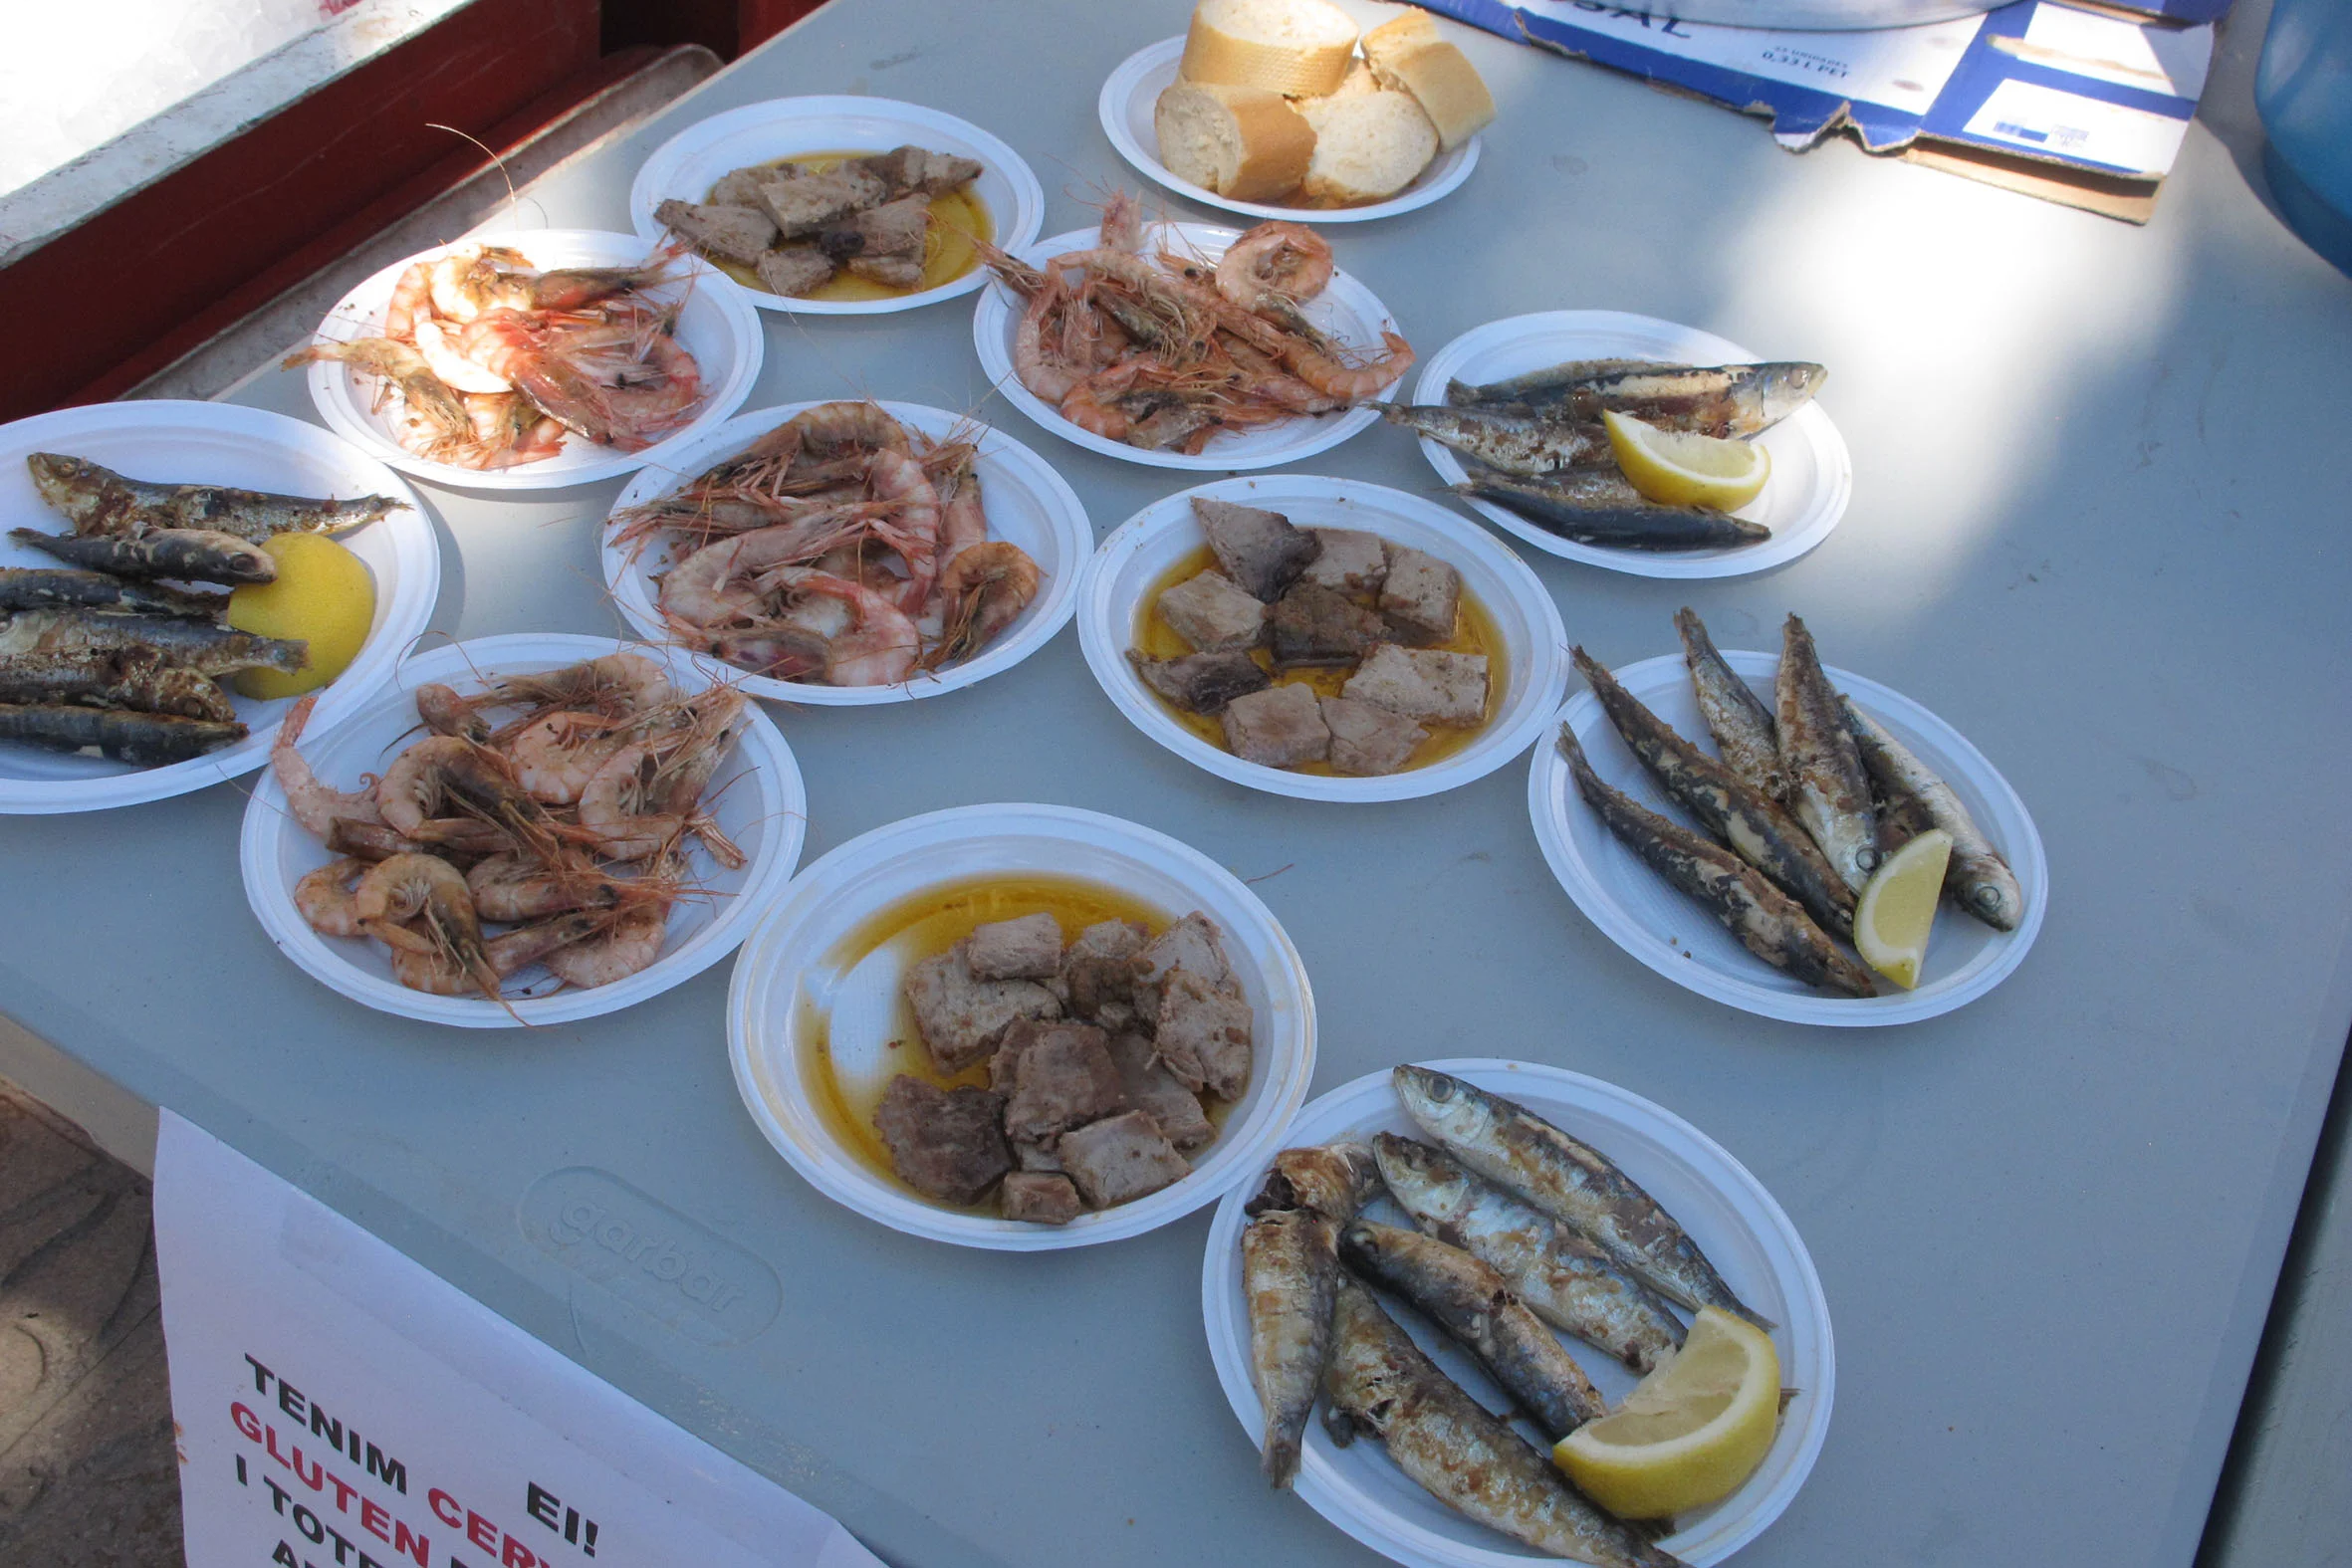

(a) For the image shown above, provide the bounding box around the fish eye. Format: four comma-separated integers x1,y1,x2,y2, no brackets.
1974,886,2002,913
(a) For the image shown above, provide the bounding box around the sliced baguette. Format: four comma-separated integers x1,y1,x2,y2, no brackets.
1362,11,1497,150
1155,82,1316,202
1181,0,1359,99
1297,88,1440,205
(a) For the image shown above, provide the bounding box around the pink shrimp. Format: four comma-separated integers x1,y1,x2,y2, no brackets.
1013,274,1088,403
864,446,941,614
383,261,435,342
1282,329,1416,400
456,306,702,452
927,542,1039,668
659,515,881,631
1215,221,1333,307
931,448,989,580
272,695,380,838
751,568,921,687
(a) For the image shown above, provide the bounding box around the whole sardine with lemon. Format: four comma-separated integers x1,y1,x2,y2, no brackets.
27,453,401,543
1557,726,1875,997
1322,1280,1687,1568
1392,1066,1772,1328
1840,697,2024,932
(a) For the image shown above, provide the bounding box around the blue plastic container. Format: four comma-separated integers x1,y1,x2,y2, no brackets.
2257,0,2352,275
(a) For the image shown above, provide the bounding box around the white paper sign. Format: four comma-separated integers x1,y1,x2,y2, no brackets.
154,1112,881,1568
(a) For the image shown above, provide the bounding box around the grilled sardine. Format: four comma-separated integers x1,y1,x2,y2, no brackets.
1394,1066,1774,1327
1339,1219,1606,1437
1323,1280,1685,1567
1558,727,1875,998
1246,1140,1383,1220
1774,615,1877,893
1574,646,1852,941
1372,1133,1684,1372
1842,696,2025,932
1454,471,1768,552
27,453,400,542
1242,1209,1340,1488
1674,606,1783,800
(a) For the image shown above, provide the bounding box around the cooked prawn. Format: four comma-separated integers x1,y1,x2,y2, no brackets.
928,543,1040,668
543,902,668,989
294,858,371,938
506,711,628,805
1215,221,1333,307
273,695,381,837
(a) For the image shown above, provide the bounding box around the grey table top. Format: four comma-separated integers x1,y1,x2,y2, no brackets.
6,1,2350,1565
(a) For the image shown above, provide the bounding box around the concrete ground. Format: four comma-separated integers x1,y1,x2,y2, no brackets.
0,1080,180,1567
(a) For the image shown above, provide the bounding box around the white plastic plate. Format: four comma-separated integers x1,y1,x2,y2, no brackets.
727,803,1316,1249
301,230,763,491
241,634,806,1027
972,221,1405,471
1202,1058,1832,1568
601,402,1091,706
1531,650,2045,1025
1099,39,1480,224
1411,313,1852,579
1078,476,1566,802
0,401,438,814
627,96,1046,315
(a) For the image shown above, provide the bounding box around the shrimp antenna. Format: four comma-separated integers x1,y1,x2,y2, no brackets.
427,122,530,228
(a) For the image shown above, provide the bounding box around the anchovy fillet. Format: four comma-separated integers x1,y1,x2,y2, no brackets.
0,701,245,764
1454,471,1768,552
1674,606,1783,801
1371,1133,1684,1372
1446,360,1826,439
1380,405,1611,476
1322,1280,1685,1568
1574,647,1853,941
1242,1209,1339,1488
1339,1219,1606,1437
27,453,400,542
0,650,238,723
1558,728,1875,998
1392,1070,1777,1334
10,526,277,584
0,567,226,619
0,608,306,677
1246,1140,1383,1220
1842,696,2025,932
1774,615,1878,893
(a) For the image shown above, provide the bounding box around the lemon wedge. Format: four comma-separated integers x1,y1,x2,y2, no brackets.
1602,410,1770,511
1853,826,1953,990
226,533,376,699
1552,1306,1781,1520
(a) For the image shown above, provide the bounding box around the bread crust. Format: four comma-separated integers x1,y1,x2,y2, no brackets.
1363,15,1497,151
1155,82,1315,201
1181,0,1359,98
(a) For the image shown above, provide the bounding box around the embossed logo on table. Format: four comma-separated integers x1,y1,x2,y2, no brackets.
517,1168,779,1345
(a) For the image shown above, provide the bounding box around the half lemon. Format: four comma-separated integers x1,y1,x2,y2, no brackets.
1552,1305,1782,1520
1602,410,1770,511
1854,826,1953,991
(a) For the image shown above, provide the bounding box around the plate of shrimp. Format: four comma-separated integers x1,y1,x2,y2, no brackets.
293,230,763,491
600,400,1093,705
241,634,806,1027
970,196,1414,470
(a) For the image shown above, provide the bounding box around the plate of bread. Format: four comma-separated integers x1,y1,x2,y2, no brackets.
1100,0,1492,222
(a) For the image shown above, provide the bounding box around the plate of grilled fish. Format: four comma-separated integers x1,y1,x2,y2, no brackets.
0,401,437,813
1529,609,2045,1024
1397,313,1851,578
1206,1061,1831,1567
